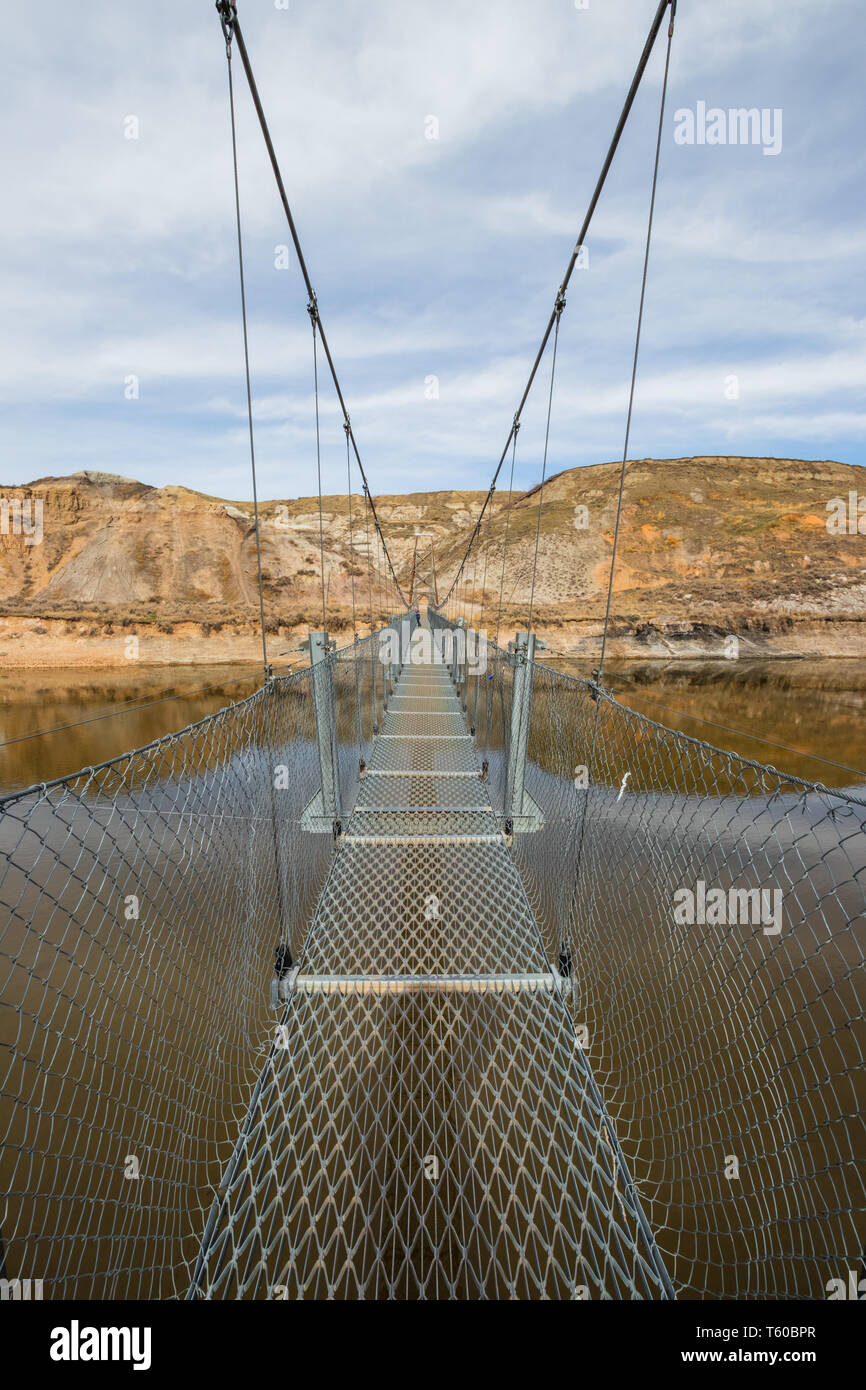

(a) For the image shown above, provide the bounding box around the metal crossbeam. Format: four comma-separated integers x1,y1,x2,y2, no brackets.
291,972,558,995
191,641,674,1300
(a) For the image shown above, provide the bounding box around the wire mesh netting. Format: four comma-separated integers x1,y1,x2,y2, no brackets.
0,637,380,1299
194,986,669,1300
1,612,863,1300
193,644,671,1300
447,611,866,1300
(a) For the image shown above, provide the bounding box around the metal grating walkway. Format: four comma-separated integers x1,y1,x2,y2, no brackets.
194,650,673,1299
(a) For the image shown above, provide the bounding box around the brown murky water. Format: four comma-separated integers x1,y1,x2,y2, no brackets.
1,655,863,1298
3,658,865,798
543,658,866,792
0,665,265,797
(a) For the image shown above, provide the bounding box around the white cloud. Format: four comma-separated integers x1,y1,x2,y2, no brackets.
0,0,863,503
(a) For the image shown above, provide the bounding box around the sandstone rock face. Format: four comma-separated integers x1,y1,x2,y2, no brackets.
1,460,864,649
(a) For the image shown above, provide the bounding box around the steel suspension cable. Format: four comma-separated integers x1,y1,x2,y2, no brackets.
570,0,677,952
344,424,359,643
362,484,380,728
493,422,520,647
309,306,328,632
476,513,492,638
215,2,408,608
362,486,375,635
439,0,675,610
469,531,480,631
223,27,269,676
376,531,386,628
344,421,364,759
526,297,563,634
471,515,491,735
597,2,676,685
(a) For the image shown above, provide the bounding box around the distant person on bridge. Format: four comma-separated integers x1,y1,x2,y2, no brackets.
414,607,421,628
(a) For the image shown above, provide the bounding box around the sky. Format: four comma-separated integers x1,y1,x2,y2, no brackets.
0,0,863,503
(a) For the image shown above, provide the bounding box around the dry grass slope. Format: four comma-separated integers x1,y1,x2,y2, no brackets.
1,457,865,661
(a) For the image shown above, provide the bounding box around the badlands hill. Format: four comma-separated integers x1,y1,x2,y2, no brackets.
1,457,864,664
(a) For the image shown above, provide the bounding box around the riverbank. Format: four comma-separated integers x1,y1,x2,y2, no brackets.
1,612,865,667
531,616,866,661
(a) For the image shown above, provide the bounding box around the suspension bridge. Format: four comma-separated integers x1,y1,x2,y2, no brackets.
0,0,864,1301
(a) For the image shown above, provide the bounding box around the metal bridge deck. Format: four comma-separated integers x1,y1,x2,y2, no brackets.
195,655,671,1299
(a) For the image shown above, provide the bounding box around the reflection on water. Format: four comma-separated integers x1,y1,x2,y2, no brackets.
543,658,866,792
0,648,864,1297
0,668,333,1299
4,658,866,801
0,666,265,798
469,652,866,1296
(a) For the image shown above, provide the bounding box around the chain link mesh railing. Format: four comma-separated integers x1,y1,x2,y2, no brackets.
2,612,864,1299
0,635,382,1299
440,609,866,1300
191,635,673,1301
